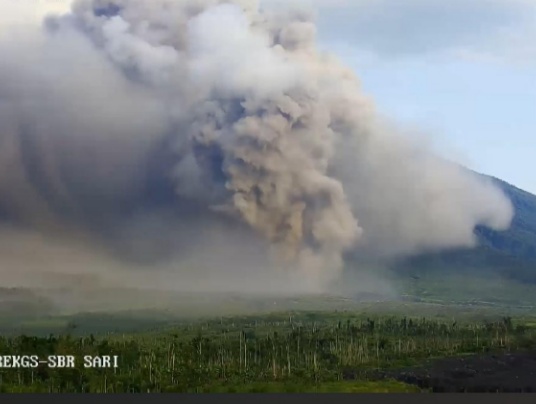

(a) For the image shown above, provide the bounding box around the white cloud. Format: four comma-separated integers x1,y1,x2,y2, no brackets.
307,0,536,65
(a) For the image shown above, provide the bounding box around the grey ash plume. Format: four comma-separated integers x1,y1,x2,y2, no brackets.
0,0,513,293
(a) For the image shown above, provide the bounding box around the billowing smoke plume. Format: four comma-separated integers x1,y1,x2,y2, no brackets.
0,0,513,294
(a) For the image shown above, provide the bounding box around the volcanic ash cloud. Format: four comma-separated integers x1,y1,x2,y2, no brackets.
0,0,514,291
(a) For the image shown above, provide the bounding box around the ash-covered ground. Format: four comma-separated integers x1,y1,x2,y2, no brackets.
379,351,536,392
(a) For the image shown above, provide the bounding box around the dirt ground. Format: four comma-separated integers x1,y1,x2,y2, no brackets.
379,351,536,392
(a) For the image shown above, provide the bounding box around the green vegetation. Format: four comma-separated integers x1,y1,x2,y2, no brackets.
399,274,536,308
0,311,535,393
190,380,420,393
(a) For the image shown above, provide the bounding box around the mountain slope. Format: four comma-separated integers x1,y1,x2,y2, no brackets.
397,175,536,284
477,176,536,260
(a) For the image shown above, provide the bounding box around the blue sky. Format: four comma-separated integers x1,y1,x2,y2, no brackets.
310,0,536,193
